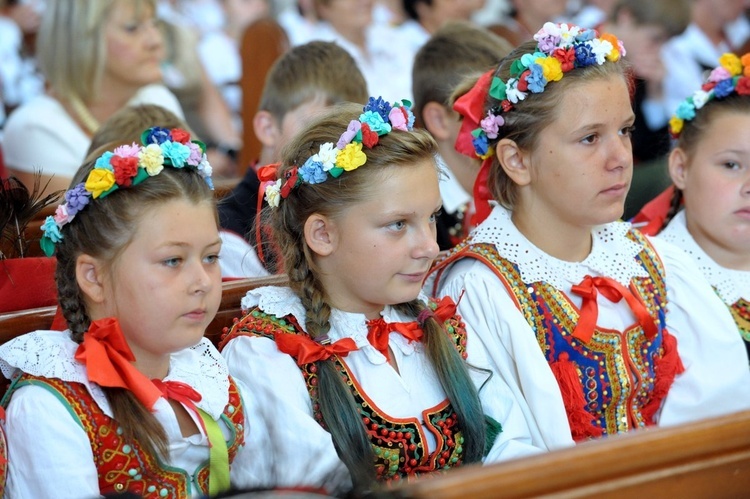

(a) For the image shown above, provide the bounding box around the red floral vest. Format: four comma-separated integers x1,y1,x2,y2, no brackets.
4,375,245,498
220,304,469,482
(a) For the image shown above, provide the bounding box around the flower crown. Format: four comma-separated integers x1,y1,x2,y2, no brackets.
669,53,750,138
456,22,625,160
261,96,415,208
40,126,213,256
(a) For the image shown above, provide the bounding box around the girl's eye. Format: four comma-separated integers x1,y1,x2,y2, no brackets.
204,254,220,265
620,125,635,137
581,134,597,145
163,257,181,268
724,161,741,170
429,208,443,223
388,220,406,231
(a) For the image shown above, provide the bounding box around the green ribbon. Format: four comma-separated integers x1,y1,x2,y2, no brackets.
197,409,230,496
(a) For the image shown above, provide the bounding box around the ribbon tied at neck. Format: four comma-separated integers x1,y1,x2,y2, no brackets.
366,319,423,362
274,332,358,365
571,275,658,343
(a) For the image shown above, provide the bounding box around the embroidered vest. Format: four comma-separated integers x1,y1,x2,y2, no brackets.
431,229,679,440
220,306,468,482
3,375,245,498
728,298,750,362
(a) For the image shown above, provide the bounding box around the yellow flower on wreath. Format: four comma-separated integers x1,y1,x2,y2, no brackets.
336,142,367,171
84,168,116,199
719,53,742,76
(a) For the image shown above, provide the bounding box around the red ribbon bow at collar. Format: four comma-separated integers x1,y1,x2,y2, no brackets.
366,319,424,362
75,318,163,410
274,332,359,366
571,275,658,343
151,379,202,414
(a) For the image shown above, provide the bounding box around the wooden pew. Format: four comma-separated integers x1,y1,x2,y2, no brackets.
398,409,750,498
0,274,290,346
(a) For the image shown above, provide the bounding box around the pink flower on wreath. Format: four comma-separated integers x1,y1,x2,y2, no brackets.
480,111,504,139
389,106,409,131
187,142,203,165
337,120,361,149
708,66,731,83
54,204,73,225
112,143,141,159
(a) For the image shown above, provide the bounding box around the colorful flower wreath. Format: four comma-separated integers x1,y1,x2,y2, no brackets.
262,96,415,208
455,22,625,160
40,127,213,256
669,52,750,138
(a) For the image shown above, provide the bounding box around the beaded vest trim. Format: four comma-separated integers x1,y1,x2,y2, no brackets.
431,229,676,438
4,375,245,498
729,299,750,362
221,304,468,482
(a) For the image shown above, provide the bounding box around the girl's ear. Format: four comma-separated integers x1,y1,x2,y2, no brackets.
304,213,337,257
496,138,531,186
421,101,452,141
668,147,689,189
252,110,281,148
76,254,107,305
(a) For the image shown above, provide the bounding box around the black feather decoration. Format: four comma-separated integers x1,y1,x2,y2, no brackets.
0,173,64,259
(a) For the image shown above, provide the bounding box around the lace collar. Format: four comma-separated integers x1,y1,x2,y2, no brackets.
242,286,424,364
0,331,230,419
468,204,648,288
659,210,750,305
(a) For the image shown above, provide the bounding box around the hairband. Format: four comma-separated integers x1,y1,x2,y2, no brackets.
259,96,415,208
455,22,624,160
40,126,213,256
669,52,750,138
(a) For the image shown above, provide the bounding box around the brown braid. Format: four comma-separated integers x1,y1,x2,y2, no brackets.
661,188,684,232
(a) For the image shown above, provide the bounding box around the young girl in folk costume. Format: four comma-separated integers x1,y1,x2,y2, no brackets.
0,127,254,498
428,22,750,447
220,98,544,492
645,53,750,362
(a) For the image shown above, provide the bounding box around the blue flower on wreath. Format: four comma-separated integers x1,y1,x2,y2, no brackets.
360,110,392,135
41,217,63,242
527,64,547,93
161,141,191,167
64,184,91,216
95,151,114,170
472,133,490,157
574,43,597,67
363,96,392,122
675,101,696,120
714,79,736,98
143,127,172,145
299,158,328,184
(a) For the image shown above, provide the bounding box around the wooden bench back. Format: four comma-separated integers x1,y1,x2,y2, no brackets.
397,409,750,498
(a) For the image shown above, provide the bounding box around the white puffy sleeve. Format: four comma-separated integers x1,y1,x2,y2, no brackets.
5,384,99,499
221,334,351,491
650,237,750,425
433,259,575,456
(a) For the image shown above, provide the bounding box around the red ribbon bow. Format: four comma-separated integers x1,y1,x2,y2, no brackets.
74,318,163,410
151,379,202,414
366,319,424,362
571,275,658,343
274,332,359,365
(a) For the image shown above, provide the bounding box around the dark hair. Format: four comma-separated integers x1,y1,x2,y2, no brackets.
55,158,216,459
473,40,632,208
662,93,750,229
412,20,512,126
402,0,429,21
269,102,486,488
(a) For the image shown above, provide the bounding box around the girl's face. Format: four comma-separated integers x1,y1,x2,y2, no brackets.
670,111,750,267
97,199,222,373
316,158,442,319
516,74,634,233
102,0,163,93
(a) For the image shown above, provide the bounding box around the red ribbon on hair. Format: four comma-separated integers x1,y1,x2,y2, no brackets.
74,318,163,410
255,163,281,265
366,319,423,362
571,276,658,343
453,69,494,158
274,332,358,365
472,156,494,227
